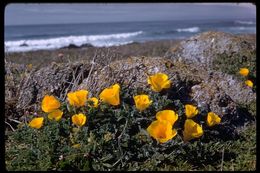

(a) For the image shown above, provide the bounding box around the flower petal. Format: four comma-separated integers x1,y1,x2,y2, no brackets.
239,68,249,77
72,113,87,127
88,97,99,108
156,110,178,126
41,95,61,113
245,80,253,87
206,112,221,127
48,109,63,121
147,73,171,92
147,120,176,143
99,84,120,106
134,94,152,111
67,90,88,107
29,117,44,129
183,119,203,141
185,104,198,118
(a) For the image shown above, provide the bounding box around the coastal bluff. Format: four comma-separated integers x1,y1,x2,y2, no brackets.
5,31,256,124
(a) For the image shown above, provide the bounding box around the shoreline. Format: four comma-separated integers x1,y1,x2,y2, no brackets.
5,39,181,68
5,32,255,69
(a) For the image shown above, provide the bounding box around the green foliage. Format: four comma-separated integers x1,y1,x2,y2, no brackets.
5,85,255,171
213,51,256,78
237,100,256,117
212,51,256,91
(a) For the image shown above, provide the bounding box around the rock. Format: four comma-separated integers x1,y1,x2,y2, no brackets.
81,43,94,48
164,31,256,68
5,61,27,102
62,43,94,49
20,43,29,47
5,61,31,121
63,43,94,49
77,56,204,95
77,56,256,117
190,72,255,116
66,44,80,49
16,61,102,110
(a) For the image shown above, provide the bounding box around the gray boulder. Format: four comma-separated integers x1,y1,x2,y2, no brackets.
78,56,256,117
164,31,256,68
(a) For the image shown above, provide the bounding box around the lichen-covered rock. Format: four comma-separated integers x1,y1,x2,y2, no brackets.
164,31,256,68
5,61,31,124
77,56,205,96
190,72,256,116
16,61,102,110
78,56,256,117
5,61,27,102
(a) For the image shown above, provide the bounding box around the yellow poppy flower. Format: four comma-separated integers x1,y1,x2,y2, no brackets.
48,109,63,121
99,84,120,106
133,94,152,111
245,80,253,87
206,112,221,127
156,110,178,126
72,113,87,127
183,119,203,142
41,95,61,113
28,117,44,129
185,104,199,118
147,120,177,143
88,97,99,108
67,90,88,107
147,73,171,92
239,68,249,77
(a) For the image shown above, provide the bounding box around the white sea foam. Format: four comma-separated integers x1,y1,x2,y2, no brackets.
229,26,256,31
235,20,256,25
4,31,143,52
176,27,200,33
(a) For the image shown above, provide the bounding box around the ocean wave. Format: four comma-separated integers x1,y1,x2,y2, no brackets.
235,20,256,25
229,26,256,31
4,31,143,52
176,27,200,33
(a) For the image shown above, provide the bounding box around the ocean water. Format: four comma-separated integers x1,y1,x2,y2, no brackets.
4,19,256,52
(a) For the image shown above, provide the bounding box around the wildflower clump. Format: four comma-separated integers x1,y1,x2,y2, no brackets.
147,109,178,143
41,95,63,121
6,71,232,171
47,109,63,121
239,67,254,88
